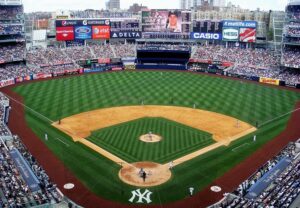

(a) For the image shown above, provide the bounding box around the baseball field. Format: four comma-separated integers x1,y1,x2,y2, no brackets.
4,71,300,206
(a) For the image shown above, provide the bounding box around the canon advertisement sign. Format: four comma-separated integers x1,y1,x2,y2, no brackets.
222,28,239,41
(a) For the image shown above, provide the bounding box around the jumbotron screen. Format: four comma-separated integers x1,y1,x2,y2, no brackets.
142,10,191,33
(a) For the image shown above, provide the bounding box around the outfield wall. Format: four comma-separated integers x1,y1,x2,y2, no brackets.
0,66,299,90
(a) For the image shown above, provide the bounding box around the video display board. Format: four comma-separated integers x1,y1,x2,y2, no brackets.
141,10,191,36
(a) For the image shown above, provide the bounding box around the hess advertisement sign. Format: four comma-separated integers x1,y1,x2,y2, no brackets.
56,26,74,41
222,28,239,41
92,26,110,39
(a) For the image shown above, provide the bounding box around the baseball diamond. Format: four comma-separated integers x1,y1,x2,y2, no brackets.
1,1,300,207
3,70,299,207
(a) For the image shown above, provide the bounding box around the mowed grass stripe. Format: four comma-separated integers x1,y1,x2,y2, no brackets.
87,117,213,163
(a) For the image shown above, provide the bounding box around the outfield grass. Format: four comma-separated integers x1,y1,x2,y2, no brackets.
87,117,214,163
14,71,300,126
12,71,300,204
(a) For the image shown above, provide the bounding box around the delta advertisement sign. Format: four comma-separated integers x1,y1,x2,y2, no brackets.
110,31,141,39
190,32,222,40
222,20,257,42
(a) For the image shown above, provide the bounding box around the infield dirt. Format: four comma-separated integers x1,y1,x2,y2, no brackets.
52,105,256,171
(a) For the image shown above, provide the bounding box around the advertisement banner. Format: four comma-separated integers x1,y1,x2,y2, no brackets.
56,19,110,27
259,77,280,86
110,31,141,39
92,26,110,39
75,26,92,40
66,39,85,47
56,26,74,41
33,73,52,80
239,28,256,42
223,20,257,28
222,28,239,41
0,79,14,88
15,77,23,83
98,58,111,64
190,32,222,40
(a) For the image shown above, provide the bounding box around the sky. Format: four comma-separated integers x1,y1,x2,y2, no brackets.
22,0,288,13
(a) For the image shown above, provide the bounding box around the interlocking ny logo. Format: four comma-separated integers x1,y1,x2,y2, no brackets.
129,189,152,204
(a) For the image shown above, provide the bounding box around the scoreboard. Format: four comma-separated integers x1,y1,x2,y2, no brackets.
193,20,223,33
110,19,140,32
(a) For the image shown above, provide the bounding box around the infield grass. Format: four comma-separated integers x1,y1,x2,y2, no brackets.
87,117,214,163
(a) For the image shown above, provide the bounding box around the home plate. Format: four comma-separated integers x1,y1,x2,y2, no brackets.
64,183,75,190
210,186,222,192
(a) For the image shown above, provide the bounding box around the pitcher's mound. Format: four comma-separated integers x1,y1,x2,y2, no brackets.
139,134,162,143
119,162,171,187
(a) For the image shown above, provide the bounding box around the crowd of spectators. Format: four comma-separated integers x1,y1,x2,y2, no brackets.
0,93,63,207
0,6,23,21
0,93,10,137
137,44,190,51
286,26,300,37
0,25,23,35
111,44,136,58
218,142,300,208
0,64,28,81
193,45,279,69
0,43,299,86
191,45,299,85
0,44,25,63
26,44,124,67
90,44,114,59
282,49,300,68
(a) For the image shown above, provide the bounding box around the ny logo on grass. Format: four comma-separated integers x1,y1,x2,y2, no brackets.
129,189,152,204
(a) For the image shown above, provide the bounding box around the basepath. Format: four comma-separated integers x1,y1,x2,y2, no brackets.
52,105,256,168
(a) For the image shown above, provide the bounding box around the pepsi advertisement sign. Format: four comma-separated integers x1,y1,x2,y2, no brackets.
75,26,92,40
190,32,222,40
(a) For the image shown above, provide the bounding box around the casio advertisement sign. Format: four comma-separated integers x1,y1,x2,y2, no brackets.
190,32,222,40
